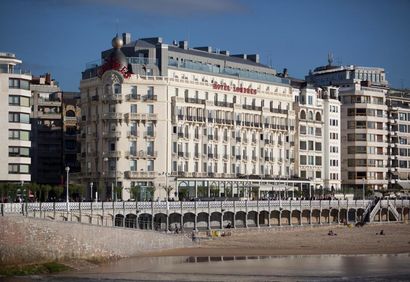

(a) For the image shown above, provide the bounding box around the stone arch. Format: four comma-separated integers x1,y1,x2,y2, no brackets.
269,210,279,226
197,212,209,230
321,209,330,224
259,210,269,226
183,212,195,230
223,211,234,228
115,214,124,227
169,213,182,230
138,213,152,229
311,209,320,224
210,212,222,229
247,211,258,227
301,210,310,224
291,210,301,225
308,110,314,120
300,110,306,119
330,209,339,223
281,210,290,225
125,213,138,228
154,213,167,231
235,211,246,227
348,208,357,222
339,209,348,224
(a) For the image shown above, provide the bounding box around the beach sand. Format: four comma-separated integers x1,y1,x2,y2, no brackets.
146,223,410,257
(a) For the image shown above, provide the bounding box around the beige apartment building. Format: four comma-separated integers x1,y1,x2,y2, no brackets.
307,62,389,191
80,34,301,200
0,52,32,184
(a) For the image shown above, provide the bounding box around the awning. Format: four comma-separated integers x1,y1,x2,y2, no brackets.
397,181,410,190
259,184,295,191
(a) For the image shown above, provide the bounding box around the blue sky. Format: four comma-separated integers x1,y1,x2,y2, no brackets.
1,0,409,91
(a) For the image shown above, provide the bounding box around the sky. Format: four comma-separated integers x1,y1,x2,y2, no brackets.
0,0,409,91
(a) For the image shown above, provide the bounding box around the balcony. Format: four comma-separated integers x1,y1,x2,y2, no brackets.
142,95,157,102
102,94,123,103
105,151,122,158
185,98,206,105
208,153,214,159
125,113,158,121
236,155,241,160
270,108,288,114
127,131,139,139
125,94,141,101
236,137,241,142
126,150,157,159
102,131,121,139
143,131,156,139
125,171,156,179
215,101,234,108
102,112,122,120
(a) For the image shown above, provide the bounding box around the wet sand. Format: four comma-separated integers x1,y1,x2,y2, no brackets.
146,223,410,257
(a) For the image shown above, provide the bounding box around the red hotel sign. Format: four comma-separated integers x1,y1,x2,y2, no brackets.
97,59,132,79
212,83,257,94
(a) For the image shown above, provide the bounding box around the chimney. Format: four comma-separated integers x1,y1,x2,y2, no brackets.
45,73,51,85
247,54,260,63
193,46,212,53
122,32,131,45
283,68,288,78
179,40,188,50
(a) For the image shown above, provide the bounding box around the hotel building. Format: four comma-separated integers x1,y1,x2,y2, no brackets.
0,52,32,183
80,34,303,200
307,61,389,191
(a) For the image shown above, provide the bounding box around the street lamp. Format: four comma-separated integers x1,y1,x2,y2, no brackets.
65,166,70,212
362,178,366,200
90,182,93,202
103,157,109,202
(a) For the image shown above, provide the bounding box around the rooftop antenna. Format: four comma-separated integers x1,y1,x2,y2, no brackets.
327,52,333,66
115,18,119,35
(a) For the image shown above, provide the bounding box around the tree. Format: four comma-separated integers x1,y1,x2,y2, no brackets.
162,184,174,200
130,184,140,200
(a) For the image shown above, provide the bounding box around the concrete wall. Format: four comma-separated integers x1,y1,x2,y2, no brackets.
0,215,192,265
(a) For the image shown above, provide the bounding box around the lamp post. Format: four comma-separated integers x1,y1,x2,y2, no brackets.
65,166,70,212
90,182,93,202
104,157,109,201
362,178,366,201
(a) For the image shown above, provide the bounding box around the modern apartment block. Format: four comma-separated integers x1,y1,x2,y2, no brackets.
291,81,341,194
30,74,63,184
0,52,32,183
80,34,301,200
307,61,389,191
386,89,410,190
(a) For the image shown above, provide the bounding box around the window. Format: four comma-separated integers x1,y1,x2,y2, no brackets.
300,155,306,165
147,104,154,113
147,160,154,171
308,96,313,105
8,130,30,140
300,110,306,119
9,112,30,123
315,142,322,151
308,141,314,150
130,160,137,171
130,104,137,113
300,141,307,150
315,156,322,165
8,164,30,174
113,83,121,94
308,156,314,165
9,146,30,157
9,78,30,90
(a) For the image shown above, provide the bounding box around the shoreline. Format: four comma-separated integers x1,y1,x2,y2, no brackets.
143,223,410,258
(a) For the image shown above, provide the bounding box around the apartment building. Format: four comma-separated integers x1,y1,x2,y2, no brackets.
0,52,32,183
292,81,341,194
386,89,410,190
307,61,389,191
80,34,299,200
63,92,81,175
30,74,62,184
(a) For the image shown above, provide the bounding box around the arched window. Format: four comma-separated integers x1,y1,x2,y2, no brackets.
315,112,321,121
66,110,75,117
113,83,121,94
308,111,313,120
300,110,306,119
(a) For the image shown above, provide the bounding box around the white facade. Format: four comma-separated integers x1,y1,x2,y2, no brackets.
80,35,298,201
0,52,32,183
293,84,341,194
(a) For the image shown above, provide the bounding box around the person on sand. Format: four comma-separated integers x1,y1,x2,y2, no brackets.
380,229,385,235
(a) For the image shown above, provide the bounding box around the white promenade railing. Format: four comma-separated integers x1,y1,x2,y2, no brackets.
0,199,391,215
